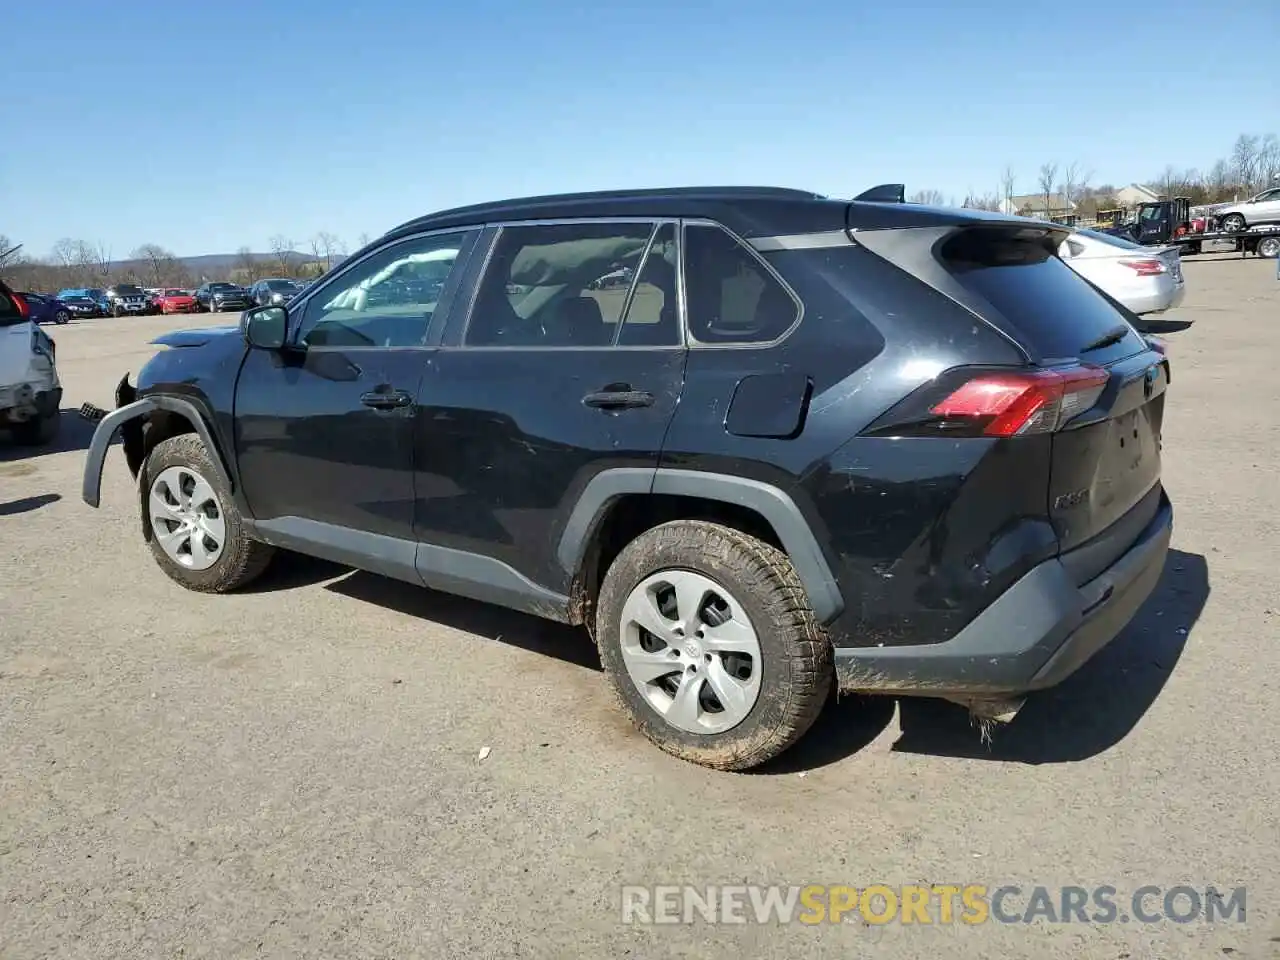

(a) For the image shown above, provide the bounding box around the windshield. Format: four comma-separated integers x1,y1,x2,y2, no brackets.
1077,228,1144,251
210,283,237,291
265,280,298,291
164,289,186,296
57,289,84,298
114,285,144,295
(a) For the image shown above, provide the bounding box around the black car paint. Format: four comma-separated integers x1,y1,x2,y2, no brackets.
98,189,1169,689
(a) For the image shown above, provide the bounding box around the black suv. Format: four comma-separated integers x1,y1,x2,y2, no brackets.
81,186,1173,770
104,283,152,317
194,282,252,313
247,277,303,307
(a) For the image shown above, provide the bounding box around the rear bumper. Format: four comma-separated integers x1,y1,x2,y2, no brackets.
834,492,1173,696
1128,281,1185,316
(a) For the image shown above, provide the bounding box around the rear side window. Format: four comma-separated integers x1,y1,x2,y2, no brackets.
941,229,1145,365
683,224,799,344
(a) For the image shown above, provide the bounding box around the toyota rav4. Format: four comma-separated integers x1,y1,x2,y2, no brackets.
81,185,1173,770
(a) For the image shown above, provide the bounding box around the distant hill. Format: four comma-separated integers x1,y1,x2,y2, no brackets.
109,250,324,280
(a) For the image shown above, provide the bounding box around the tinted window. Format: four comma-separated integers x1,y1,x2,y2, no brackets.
683,224,799,344
266,279,298,291
466,221,654,347
114,284,144,295
616,223,679,347
941,229,1145,364
298,231,472,348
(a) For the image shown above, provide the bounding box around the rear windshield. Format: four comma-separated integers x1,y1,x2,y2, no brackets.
1078,228,1143,250
941,229,1146,365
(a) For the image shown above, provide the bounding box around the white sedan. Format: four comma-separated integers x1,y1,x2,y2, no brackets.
1059,228,1185,319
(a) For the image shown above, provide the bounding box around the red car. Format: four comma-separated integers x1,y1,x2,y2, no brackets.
154,288,198,314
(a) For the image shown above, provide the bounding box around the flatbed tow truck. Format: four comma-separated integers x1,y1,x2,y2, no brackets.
1113,197,1280,259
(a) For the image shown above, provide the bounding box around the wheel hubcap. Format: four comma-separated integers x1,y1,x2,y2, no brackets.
619,570,763,735
149,466,226,570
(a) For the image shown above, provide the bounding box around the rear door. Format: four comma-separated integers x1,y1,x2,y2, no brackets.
419,219,686,592
937,227,1168,563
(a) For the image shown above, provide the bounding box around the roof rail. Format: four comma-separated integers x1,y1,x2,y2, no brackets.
853,184,905,204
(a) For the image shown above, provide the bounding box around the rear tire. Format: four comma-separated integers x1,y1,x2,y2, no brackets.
1257,236,1280,259
11,409,61,446
141,434,274,593
596,520,832,771
54,310,69,325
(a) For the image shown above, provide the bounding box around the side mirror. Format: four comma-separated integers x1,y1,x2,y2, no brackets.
243,305,289,349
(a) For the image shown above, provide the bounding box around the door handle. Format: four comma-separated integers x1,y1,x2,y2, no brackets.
360,389,413,409
582,388,655,410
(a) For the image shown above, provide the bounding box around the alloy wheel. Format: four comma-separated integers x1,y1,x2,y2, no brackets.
149,465,226,570
618,570,763,735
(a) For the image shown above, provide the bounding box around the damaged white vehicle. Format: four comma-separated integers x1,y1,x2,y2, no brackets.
0,281,62,446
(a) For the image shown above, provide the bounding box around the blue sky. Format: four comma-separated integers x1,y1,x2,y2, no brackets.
4,0,1276,258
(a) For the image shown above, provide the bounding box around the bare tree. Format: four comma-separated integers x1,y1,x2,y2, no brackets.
1230,134,1261,193
962,192,1001,211
1038,162,1059,217
1258,134,1280,193
909,188,946,206
1060,161,1093,208
0,234,22,272
310,230,345,271
233,246,261,284
131,243,185,286
268,235,295,276
1000,165,1016,212
356,232,372,250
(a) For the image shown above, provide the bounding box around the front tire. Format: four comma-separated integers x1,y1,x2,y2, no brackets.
1221,213,1246,233
141,434,274,592
596,520,832,771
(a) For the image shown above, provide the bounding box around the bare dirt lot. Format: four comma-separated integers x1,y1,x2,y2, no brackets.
3,260,1279,959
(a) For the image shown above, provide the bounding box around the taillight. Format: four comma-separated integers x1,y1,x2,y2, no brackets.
1119,258,1167,276
928,366,1109,436
10,292,30,318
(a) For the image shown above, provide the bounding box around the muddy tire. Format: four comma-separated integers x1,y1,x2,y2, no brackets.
141,434,274,593
596,520,832,771
11,409,61,446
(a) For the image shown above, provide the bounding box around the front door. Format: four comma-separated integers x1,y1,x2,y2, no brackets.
415,220,686,592
234,229,480,556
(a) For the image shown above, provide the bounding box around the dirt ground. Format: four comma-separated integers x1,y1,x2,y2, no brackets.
2,257,1278,958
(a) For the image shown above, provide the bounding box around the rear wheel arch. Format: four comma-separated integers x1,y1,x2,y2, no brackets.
560,468,844,628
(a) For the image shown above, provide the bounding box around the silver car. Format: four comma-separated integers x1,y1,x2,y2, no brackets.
1059,229,1185,319
1215,186,1280,233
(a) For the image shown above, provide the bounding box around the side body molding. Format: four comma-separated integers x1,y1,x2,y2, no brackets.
557,467,845,624
81,395,233,507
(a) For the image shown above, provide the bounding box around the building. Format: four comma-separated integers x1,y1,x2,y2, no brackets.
1113,183,1161,207
998,193,1076,219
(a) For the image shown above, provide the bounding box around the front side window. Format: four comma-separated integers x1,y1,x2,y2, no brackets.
297,230,472,348
682,223,800,344
465,221,666,348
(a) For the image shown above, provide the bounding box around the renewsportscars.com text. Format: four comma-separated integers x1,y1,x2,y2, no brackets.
620,884,1246,926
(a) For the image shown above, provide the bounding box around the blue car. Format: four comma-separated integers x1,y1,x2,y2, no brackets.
55,288,107,318
17,292,72,324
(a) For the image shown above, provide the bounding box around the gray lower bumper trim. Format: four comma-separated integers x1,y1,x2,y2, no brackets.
834,496,1173,696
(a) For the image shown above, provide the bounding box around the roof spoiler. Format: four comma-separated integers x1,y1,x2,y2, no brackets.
852,184,905,204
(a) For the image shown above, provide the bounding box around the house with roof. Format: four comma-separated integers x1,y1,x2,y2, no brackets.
998,193,1076,219
1113,183,1161,207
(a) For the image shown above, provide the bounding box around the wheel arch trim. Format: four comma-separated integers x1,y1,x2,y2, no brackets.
556,467,844,623
81,395,233,508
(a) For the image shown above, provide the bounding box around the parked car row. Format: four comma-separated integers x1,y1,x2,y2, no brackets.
20,278,311,321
